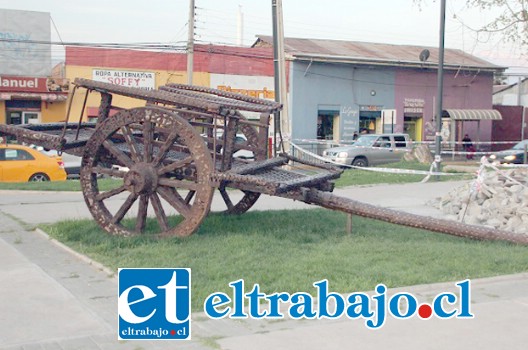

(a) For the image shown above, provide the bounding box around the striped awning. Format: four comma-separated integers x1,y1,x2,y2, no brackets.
0,92,68,102
443,109,502,121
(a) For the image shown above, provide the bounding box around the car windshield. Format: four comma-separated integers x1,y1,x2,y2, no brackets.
512,140,528,150
353,135,378,147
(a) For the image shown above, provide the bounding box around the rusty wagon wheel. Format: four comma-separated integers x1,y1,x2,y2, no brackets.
216,119,266,214
80,107,214,237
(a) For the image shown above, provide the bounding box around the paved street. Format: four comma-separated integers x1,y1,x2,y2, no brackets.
1,180,528,349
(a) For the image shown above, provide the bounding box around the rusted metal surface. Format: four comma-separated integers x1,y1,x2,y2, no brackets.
163,83,281,108
281,188,528,245
75,78,281,114
220,116,239,172
216,116,266,215
0,123,65,151
98,93,113,123
80,106,214,237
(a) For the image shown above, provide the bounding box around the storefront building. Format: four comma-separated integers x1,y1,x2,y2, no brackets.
254,36,503,145
0,75,68,126
63,45,275,122
0,9,69,127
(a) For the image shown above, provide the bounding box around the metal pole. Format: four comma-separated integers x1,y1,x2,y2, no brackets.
186,0,195,85
517,77,522,106
272,0,280,156
434,0,446,175
277,0,289,152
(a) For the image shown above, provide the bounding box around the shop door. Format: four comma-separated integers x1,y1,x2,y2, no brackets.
7,112,22,125
317,110,340,141
404,116,423,141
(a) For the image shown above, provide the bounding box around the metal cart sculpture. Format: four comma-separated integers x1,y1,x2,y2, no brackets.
1,78,527,245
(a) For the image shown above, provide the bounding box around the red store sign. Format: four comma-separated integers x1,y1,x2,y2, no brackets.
0,75,69,93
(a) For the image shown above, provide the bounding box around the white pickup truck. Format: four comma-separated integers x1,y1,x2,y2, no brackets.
322,133,412,167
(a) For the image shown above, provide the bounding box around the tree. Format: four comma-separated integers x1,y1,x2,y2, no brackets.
415,0,528,47
466,0,528,46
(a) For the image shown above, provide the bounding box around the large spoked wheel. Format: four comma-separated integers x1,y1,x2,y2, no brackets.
217,120,265,214
80,107,214,237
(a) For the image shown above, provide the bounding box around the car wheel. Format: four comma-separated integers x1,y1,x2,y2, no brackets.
352,157,368,167
29,173,50,182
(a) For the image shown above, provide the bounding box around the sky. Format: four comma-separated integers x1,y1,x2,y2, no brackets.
0,0,527,75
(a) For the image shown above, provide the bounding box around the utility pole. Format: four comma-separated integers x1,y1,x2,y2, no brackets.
187,0,195,85
271,0,288,155
272,0,280,156
434,0,446,176
277,0,289,147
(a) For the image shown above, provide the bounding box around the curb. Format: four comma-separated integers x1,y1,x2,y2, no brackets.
34,227,116,278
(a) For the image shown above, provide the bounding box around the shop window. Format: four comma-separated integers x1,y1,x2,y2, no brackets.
359,117,376,134
317,111,339,140
7,112,22,125
24,112,39,124
7,111,40,125
359,110,381,134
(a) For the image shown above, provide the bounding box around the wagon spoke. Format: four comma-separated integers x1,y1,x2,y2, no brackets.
111,192,138,224
215,119,262,215
150,193,169,231
157,186,191,218
143,120,154,163
152,129,179,166
184,190,196,204
219,186,234,211
157,156,194,175
92,166,127,178
136,194,149,232
102,140,133,168
120,126,141,163
158,177,198,191
80,107,214,238
95,185,127,201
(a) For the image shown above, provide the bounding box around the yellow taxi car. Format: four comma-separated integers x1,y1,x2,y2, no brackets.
0,144,67,182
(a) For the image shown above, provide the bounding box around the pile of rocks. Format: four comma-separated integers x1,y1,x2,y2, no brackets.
432,167,528,234
404,144,434,164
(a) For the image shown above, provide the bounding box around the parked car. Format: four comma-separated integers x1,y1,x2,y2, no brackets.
33,146,82,178
0,144,67,182
202,132,254,160
489,140,528,164
322,133,412,167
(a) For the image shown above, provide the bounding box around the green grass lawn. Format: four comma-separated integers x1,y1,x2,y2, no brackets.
43,209,528,311
334,161,471,187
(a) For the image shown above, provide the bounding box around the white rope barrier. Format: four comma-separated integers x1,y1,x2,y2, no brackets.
290,142,469,179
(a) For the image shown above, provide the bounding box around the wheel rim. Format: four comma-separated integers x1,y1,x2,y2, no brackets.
217,120,264,214
80,107,214,237
354,159,367,167
30,173,48,182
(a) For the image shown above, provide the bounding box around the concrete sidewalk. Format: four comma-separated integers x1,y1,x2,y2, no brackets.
1,180,528,349
0,180,464,225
